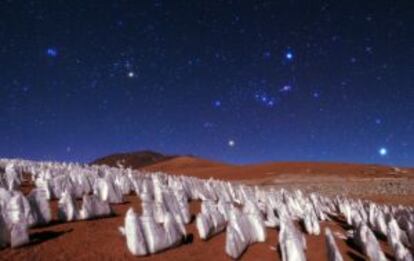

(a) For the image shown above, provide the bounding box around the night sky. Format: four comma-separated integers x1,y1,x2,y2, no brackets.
0,1,413,166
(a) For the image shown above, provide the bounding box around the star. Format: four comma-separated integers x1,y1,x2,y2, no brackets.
228,139,235,147
46,48,58,57
213,100,222,108
378,147,387,156
285,51,293,60
127,71,135,78
267,100,275,107
280,85,292,92
254,92,277,108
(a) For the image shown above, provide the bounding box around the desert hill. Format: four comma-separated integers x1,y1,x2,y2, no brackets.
92,150,413,180
91,150,414,205
91,150,176,169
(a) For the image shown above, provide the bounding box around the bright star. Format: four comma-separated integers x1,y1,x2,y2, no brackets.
228,140,235,147
127,72,135,78
378,147,387,156
285,51,293,60
46,48,58,57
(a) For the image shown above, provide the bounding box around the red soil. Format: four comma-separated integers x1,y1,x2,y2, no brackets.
93,151,413,181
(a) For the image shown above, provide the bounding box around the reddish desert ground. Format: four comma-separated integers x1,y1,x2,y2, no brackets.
1,151,413,260
96,151,414,205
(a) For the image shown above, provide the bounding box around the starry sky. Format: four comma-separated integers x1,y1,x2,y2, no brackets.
0,1,413,166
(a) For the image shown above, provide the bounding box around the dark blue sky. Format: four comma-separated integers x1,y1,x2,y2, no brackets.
0,1,413,166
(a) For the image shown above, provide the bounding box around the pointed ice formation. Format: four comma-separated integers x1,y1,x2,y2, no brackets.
242,200,266,241
354,224,387,261
392,241,413,261
217,200,233,221
117,175,133,195
264,204,279,228
93,177,124,204
406,222,414,248
325,228,343,261
225,207,266,259
52,175,75,199
0,190,31,249
339,200,352,225
27,188,51,226
140,215,167,253
58,190,78,222
5,163,21,191
225,225,248,259
309,194,328,221
79,194,112,220
279,217,306,261
119,208,148,256
5,192,35,227
163,212,183,248
139,213,183,254
160,189,191,226
368,203,388,236
196,200,226,240
10,223,29,248
303,204,320,235
387,218,413,261
34,178,53,200
142,199,168,224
